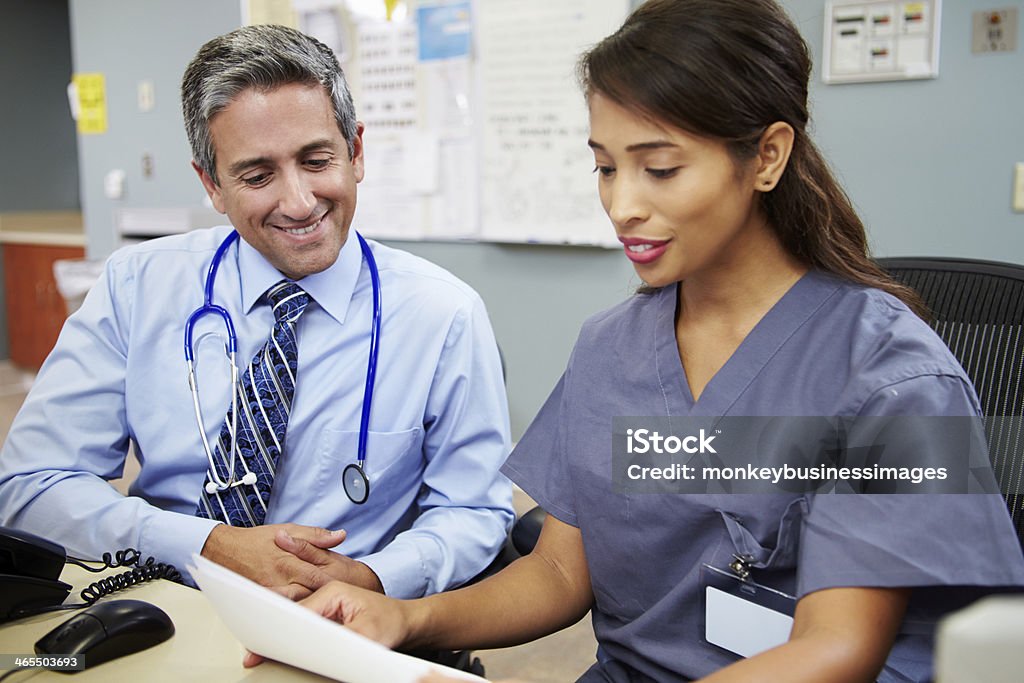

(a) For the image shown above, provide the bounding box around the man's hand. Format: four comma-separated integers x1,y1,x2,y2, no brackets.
274,528,384,596
200,523,349,591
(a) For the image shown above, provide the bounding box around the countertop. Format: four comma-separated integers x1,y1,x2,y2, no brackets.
0,211,86,248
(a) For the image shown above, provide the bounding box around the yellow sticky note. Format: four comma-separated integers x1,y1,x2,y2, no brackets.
73,73,107,135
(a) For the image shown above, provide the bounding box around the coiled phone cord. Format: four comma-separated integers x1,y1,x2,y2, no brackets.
66,548,182,604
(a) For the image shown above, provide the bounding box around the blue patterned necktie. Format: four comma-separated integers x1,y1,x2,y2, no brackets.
196,280,311,525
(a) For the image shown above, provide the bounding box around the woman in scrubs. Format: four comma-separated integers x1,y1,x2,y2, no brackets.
257,1,1024,681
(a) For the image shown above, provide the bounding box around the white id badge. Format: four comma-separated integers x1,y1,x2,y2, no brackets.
702,564,796,658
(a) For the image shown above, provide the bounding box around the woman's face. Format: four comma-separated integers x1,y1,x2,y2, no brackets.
588,92,766,288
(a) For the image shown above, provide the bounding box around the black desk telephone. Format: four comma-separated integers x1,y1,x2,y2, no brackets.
0,527,71,622
0,527,181,622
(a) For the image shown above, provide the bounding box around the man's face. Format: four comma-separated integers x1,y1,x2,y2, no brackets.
195,83,364,280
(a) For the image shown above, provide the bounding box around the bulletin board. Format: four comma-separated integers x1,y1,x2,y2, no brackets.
243,0,630,247
823,0,942,84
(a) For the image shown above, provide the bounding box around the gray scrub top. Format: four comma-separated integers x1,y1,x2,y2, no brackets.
502,270,1024,683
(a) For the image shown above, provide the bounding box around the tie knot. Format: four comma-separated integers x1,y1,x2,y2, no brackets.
267,280,311,324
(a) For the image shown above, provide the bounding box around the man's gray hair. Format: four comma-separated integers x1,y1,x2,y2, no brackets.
181,24,358,184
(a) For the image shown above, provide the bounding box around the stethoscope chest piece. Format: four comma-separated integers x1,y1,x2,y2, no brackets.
343,464,370,505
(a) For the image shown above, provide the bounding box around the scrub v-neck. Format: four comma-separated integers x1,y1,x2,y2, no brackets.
652,270,843,416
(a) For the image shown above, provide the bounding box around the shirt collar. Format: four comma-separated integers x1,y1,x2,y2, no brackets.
237,231,362,324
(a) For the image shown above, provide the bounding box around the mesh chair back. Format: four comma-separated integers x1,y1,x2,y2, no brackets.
879,257,1024,546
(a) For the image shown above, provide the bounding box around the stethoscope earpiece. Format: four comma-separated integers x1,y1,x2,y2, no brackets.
204,471,258,494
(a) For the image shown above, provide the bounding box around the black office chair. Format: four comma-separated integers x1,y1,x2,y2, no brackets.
878,257,1024,547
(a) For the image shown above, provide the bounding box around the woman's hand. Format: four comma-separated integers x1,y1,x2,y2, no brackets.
243,580,413,667
245,514,593,669
300,579,412,644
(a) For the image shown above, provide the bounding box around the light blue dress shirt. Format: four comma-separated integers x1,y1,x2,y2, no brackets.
0,225,514,598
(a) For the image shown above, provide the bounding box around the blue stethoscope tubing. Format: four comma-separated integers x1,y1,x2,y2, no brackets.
184,229,381,505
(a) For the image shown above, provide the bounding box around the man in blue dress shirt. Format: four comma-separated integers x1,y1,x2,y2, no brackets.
0,25,513,599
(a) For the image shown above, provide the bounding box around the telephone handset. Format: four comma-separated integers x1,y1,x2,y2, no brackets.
0,527,72,622
0,526,181,623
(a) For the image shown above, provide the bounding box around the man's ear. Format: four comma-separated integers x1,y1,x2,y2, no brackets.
753,122,795,193
351,121,366,184
192,161,226,213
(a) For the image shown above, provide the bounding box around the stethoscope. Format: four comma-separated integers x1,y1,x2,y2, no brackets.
184,230,381,505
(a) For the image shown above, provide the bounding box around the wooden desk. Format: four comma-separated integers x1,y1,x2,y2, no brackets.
0,565,332,682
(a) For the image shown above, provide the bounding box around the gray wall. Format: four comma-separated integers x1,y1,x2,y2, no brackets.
0,0,81,360
0,0,79,211
380,240,638,434
68,0,1024,438
784,0,1024,260
68,0,240,255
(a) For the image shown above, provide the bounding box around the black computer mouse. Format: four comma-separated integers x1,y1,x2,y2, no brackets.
35,599,174,670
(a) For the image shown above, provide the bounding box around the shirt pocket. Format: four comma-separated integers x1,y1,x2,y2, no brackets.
712,496,806,600
315,428,424,507
716,496,806,571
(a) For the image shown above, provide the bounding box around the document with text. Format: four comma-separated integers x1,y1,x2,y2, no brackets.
189,554,484,683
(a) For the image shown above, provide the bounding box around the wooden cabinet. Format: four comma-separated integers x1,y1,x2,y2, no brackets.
3,243,86,370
